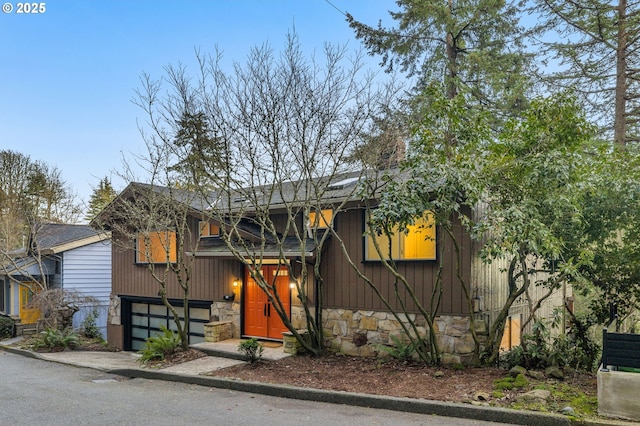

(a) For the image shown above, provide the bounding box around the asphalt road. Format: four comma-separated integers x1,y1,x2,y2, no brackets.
0,350,506,426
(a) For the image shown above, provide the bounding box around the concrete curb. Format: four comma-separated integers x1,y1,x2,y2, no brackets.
1,343,632,426
1,344,45,360
107,368,571,426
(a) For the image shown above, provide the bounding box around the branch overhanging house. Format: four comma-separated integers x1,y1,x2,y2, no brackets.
93,170,568,363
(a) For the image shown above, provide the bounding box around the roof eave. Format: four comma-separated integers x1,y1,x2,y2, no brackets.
49,232,111,254
187,251,315,259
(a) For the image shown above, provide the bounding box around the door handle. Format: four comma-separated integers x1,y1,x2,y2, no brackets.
263,304,267,316
268,304,271,317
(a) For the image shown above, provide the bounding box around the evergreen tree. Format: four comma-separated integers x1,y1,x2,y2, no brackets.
346,0,532,124
170,111,226,190
533,0,640,149
85,177,117,222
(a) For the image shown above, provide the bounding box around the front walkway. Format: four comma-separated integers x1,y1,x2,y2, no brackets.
191,339,291,361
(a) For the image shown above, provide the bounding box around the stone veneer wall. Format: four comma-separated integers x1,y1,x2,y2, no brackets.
110,295,484,363
320,307,488,365
210,301,241,338
108,295,121,326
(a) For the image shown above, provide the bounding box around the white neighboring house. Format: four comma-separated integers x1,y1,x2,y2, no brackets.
0,223,111,339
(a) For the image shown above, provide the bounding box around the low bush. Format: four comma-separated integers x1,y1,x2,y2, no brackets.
81,309,103,340
377,334,416,362
238,338,264,363
0,316,14,339
138,326,180,363
502,314,600,372
33,327,80,350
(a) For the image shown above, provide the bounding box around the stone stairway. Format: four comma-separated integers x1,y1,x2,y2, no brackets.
12,317,38,336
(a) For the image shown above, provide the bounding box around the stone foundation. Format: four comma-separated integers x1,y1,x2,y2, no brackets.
108,294,482,362
322,308,487,364
291,305,313,330
282,330,309,354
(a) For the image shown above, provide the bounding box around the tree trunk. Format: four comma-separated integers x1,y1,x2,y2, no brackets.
614,0,628,150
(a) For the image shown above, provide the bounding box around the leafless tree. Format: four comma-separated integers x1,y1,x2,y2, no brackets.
0,151,83,324
132,32,402,354
29,288,99,331
93,142,205,351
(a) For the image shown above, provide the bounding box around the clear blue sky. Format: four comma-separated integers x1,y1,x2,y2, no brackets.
0,0,395,211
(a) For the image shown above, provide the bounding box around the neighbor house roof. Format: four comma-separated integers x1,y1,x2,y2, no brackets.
2,223,111,276
32,223,110,255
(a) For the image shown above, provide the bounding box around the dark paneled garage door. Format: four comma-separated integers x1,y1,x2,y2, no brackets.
121,297,211,351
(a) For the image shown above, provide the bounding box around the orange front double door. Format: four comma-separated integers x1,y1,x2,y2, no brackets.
243,265,291,340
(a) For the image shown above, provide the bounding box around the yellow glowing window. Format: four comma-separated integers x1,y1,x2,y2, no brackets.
198,221,220,237
365,213,436,261
308,209,333,229
136,231,177,263
500,315,522,352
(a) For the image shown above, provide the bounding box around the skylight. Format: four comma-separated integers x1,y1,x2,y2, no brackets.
327,176,360,191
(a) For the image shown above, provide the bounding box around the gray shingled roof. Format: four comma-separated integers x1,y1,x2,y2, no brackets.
124,168,400,215
2,223,107,274
34,223,102,251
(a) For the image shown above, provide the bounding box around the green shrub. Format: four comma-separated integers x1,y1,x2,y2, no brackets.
0,316,15,339
81,309,103,340
33,327,80,350
377,334,416,361
238,338,264,363
501,315,600,372
138,326,180,363
550,325,599,371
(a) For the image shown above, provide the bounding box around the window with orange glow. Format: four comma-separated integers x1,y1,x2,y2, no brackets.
136,231,177,264
308,209,334,229
365,212,436,261
198,221,220,237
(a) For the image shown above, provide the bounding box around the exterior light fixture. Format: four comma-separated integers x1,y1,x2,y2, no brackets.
472,291,482,313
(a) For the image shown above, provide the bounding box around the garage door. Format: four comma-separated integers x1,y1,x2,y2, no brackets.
121,297,211,351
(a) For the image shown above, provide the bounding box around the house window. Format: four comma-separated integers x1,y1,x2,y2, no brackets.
136,231,177,264
365,212,436,261
308,209,333,229
198,221,220,238
500,314,522,351
0,278,5,312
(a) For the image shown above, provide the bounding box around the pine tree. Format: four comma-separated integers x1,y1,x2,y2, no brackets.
85,177,117,222
533,0,640,149
346,0,532,124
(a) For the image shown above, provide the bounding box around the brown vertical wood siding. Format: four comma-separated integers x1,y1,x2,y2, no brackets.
321,208,471,315
111,207,471,315
111,217,242,302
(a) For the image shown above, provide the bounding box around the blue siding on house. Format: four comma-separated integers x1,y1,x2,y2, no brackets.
10,283,19,316
21,258,57,276
62,240,111,339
